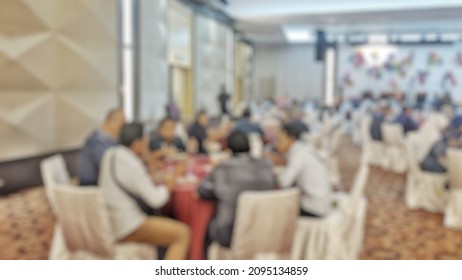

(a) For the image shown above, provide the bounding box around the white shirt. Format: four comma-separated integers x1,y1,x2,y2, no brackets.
278,141,332,216
99,146,170,240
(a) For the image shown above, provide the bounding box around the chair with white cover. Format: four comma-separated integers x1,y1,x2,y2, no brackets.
405,132,447,212
351,111,363,146
444,149,462,229
360,117,389,168
318,125,343,188
49,185,156,260
416,113,449,163
381,123,407,173
291,164,369,260
40,154,71,214
249,133,264,158
208,189,300,260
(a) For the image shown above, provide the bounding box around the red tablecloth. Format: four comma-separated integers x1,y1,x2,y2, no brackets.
172,184,215,260
167,155,216,260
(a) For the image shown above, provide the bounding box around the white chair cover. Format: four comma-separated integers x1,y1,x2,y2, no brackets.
417,113,449,163
444,149,462,229
351,111,363,146
40,154,71,214
49,185,156,260
314,124,343,188
405,133,447,212
381,123,407,173
360,117,389,168
447,148,462,189
292,164,369,260
208,189,300,260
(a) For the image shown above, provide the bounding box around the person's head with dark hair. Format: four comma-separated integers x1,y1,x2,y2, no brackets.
119,122,147,156
196,109,209,127
242,107,252,119
276,122,302,154
227,131,250,155
289,119,309,135
158,117,176,143
102,108,126,139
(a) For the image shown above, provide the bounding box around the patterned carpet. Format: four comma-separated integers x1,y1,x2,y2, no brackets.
1,136,462,259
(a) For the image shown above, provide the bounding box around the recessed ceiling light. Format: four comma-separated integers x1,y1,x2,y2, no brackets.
283,27,313,43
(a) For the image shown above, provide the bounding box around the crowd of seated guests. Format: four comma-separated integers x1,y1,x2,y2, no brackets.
341,91,462,177
73,96,343,260
77,90,462,260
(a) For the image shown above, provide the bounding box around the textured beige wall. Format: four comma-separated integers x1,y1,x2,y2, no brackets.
0,0,118,161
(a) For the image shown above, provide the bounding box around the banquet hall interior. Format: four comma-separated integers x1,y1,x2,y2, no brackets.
2,0,462,260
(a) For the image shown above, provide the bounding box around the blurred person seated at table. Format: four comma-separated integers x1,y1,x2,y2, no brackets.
198,130,276,248
188,110,227,154
77,108,125,186
394,107,418,134
267,123,332,218
421,116,462,174
150,117,186,160
370,104,392,141
99,123,190,260
233,107,265,139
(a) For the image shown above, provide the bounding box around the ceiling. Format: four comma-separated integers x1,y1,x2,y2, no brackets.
220,0,462,44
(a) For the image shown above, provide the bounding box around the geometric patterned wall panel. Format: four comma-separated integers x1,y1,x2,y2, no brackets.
0,0,117,161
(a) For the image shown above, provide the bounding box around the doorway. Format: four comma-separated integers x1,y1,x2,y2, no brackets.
170,66,193,122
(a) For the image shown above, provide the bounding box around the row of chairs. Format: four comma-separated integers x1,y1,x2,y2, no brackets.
359,117,408,173
354,111,462,230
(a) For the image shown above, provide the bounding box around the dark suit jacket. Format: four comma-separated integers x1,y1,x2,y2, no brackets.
198,154,276,247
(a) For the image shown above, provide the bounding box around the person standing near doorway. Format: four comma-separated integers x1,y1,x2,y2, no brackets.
218,84,230,117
